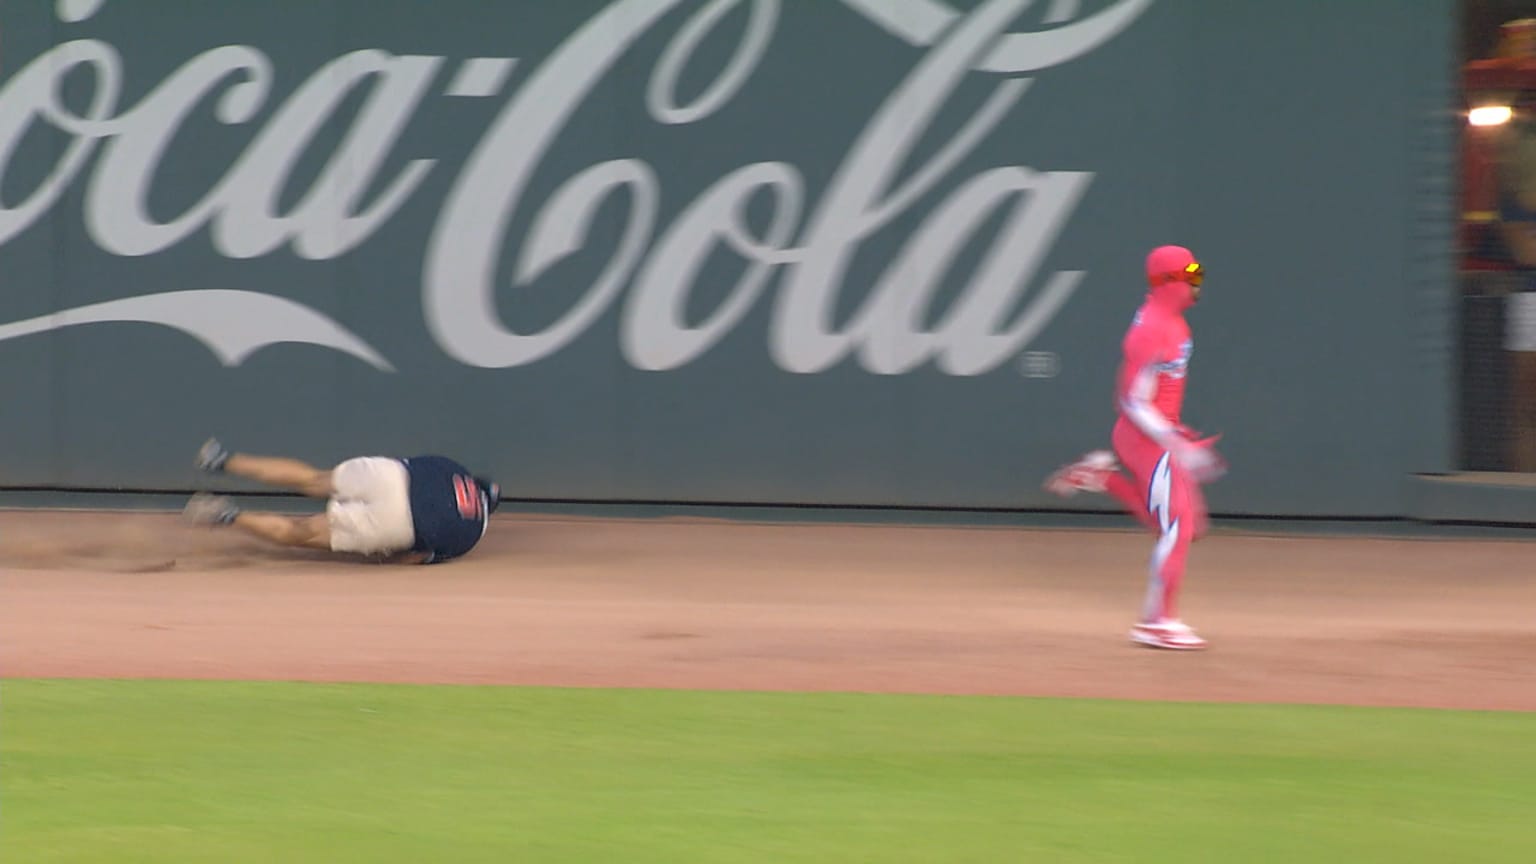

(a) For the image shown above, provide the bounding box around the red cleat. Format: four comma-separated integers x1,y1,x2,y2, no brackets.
1043,450,1118,497
1129,619,1208,651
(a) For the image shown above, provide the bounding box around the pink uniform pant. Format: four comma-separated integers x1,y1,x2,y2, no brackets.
1105,419,1208,622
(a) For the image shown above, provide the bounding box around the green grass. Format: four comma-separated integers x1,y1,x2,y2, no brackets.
2,680,1534,863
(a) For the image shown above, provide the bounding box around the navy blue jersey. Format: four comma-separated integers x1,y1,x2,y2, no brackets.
401,455,490,563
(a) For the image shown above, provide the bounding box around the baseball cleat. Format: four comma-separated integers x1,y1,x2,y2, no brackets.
1043,450,1118,497
184,492,240,526
195,437,231,473
1129,619,1208,651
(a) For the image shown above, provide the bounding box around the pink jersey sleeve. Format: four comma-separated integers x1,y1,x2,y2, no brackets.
1116,318,1179,448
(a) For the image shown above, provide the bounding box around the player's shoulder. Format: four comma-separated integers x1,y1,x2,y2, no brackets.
1124,307,1183,355
1122,306,1161,343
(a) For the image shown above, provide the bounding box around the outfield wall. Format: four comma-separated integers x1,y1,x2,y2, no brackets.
0,1,1457,518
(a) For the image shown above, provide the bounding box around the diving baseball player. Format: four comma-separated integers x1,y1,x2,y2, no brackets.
184,438,500,565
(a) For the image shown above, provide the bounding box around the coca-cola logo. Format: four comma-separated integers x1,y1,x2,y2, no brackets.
0,0,1151,375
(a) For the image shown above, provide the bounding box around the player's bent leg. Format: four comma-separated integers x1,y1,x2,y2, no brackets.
184,494,332,551
196,437,333,497
224,453,334,498
1044,448,1161,532
232,512,332,551
1103,470,1157,534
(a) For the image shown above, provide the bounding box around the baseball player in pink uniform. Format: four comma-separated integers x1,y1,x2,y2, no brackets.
1044,245,1225,650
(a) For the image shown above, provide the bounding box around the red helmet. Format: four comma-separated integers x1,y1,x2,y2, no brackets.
1146,245,1204,288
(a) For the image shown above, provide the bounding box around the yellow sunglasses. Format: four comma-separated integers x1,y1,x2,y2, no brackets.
1153,262,1204,287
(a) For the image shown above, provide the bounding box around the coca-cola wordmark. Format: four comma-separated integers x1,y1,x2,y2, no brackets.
0,0,1152,375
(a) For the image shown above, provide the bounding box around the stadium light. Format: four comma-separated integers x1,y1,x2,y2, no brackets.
1469,105,1514,126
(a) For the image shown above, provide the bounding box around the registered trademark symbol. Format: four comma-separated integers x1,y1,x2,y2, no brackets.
1019,351,1060,379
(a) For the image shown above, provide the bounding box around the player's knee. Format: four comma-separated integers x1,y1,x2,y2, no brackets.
300,515,332,549
305,471,335,499
270,515,324,548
